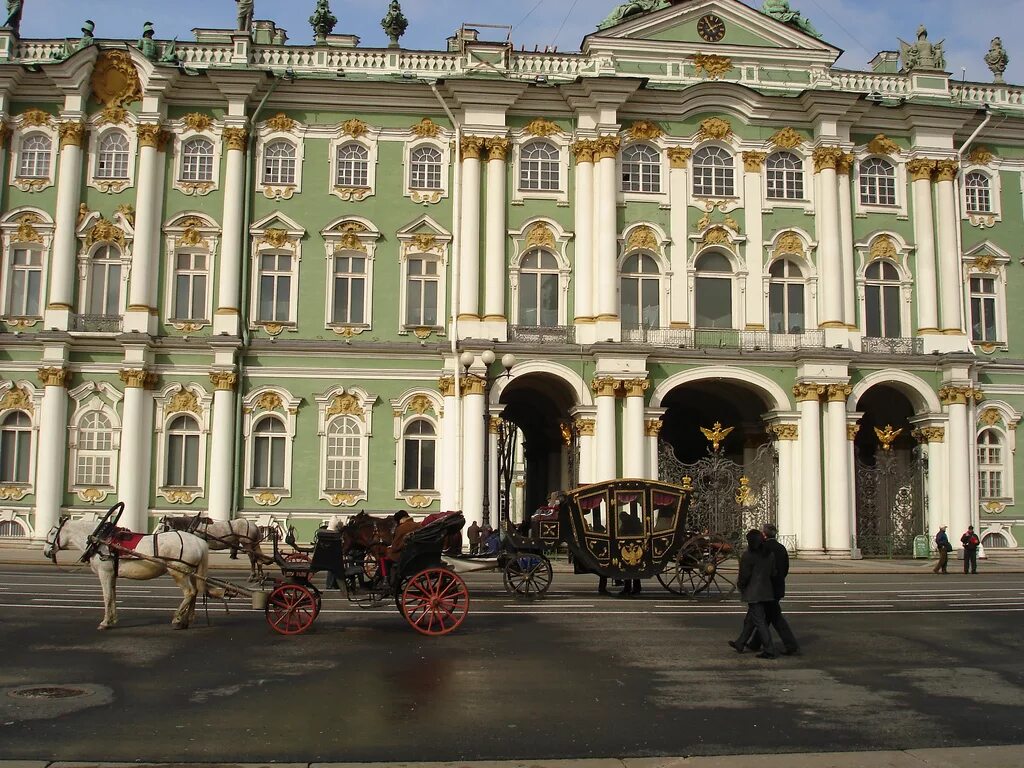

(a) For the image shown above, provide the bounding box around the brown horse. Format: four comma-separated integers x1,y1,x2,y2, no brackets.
337,512,397,587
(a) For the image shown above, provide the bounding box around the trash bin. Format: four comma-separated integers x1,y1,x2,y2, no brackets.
913,535,931,559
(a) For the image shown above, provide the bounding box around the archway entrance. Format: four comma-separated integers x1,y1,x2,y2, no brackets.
853,385,927,557
496,373,577,527
657,381,777,542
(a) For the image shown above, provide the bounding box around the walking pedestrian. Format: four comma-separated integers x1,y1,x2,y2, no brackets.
960,525,980,574
744,523,799,655
729,529,778,659
933,525,951,574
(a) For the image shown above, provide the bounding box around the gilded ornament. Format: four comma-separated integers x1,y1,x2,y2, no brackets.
917,426,945,443
770,424,799,441
742,151,766,172
866,134,900,156
79,488,105,504
98,106,127,125
935,160,959,182
412,326,433,340
837,152,855,175
182,113,214,132
972,254,996,273
329,493,359,507
488,416,501,434
410,118,441,138
341,118,368,138
869,235,898,261
412,233,437,252
827,384,853,402
626,225,659,253
812,146,844,172
559,421,573,446
460,136,486,160
86,218,126,249
209,372,238,391
166,387,200,415
254,491,281,506
590,377,619,398
327,393,363,417
224,128,248,151
406,494,431,509
0,386,33,414
775,232,805,256
628,120,664,141
179,227,208,248
622,378,650,398
91,50,143,108
667,147,692,168
37,367,69,388
696,117,732,142
793,382,825,402
984,501,1005,514
692,53,733,80
262,322,285,336
595,135,621,160
526,223,556,250
577,418,596,437
524,118,562,137
260,228,293,249
907,158,937,182
571,139,596,164
77,203,90,226
165,489,198,504
265,113,295,133
620,542,645,567
700,421,734,451
0,486,28,501
180,181,215,196
701,227,730,246
13,214,43,244
967,146,995,166
437,376,455,398
874,424,903,451
58,122,86,149
645,420,663,437
137,123,164,148
979,408,1001,427
407,395,434,415
735,477,753,506
255,392,283,412
119,369,156,389
769,127,804,150
19,108,52,127
847,424,861,441
485,137,510,161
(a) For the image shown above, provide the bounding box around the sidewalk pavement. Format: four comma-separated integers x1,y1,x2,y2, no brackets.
1,744,1022,768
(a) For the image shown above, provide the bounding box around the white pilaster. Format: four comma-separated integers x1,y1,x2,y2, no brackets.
595,137,620,340
622,380,648,478
813,148,844,328
439,378,458,512
214,127,248,336
771,425,798,546
45,124,85,330
824,387,853,554
462,381,486,528
483,138,508,334
125,129,163,333
593,378,618,482
572,141,595,330
837,157,857,327
944,388,973,546
486,417,499,526
668,149,690,328
795,383,824,553
458,138,483,328
923,428,947,537
908,160,940,333
207,372,238,523
34,367,70,536
742,153,765,329
577,416,595,486
935,161,962,333
117,371,155,532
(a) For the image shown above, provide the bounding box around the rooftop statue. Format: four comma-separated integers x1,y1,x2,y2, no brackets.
138,21,179,64
761,0,821,39
236,0,254,33
985,37,1009,84
51,19,95,61
900,25,946,72
309,0,337,45
597,1,671,31
381,0,408,49
3,0,23,35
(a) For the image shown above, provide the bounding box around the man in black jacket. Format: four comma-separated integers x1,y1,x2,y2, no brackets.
746,523,800,655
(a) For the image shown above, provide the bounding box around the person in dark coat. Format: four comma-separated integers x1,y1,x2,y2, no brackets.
466,520,481,554
617,508,644,596
729,529,778,659
960,525,980,574
933,525,951,574
745,523,799,655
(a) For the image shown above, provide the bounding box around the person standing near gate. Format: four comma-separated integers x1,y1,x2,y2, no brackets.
933,525,951,574
961,525,980,574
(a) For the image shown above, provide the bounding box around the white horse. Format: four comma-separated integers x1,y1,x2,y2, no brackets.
158,515,266,582
43,517,222,630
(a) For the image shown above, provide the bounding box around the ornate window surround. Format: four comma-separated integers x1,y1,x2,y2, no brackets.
391,389,443,506
404,135,451,205
248,212,305,335
171,113,223,197
618,138,669,204
0,509,32,538
690,142,742,209
616,222,672,329
962,242,1011,353
686,224,747,329
329,124,380,201
976,400,1020,514
762,229,819,331
67,381,123,505
854,232,913,338
853,148,908,218
0,380,41,500
74,210,135,328
255,114,307,200
153,383,212,505
512,123,570,205
85,121,138,194
9,111,57,193
960,166,1002,227
0,207,54,325
162,212,221,333
763,149,813,212
315,386,377,507
242,386,301,506
508,218,573,328
396,216,451,334
321,216,380,335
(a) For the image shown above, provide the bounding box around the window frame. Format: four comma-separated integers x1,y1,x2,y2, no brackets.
690,248,741,329
961,166,1002,225
519,139,562,193
853,154,907,216
66,383,123,504
248,215,305,334
10,121,57,192
0,208,53,324
0,410,33,486
511,132,569,205
619,250,664,330
321,217,380,334
242,387,300,504
86,126,137,194
766,257,808,335
154,384,212,504
255,118,307,200
162,214,220,333
316,387,376,506
330,134,378,201
395,416,439,500
692,145,737,199
404,138,451,205
620,143,664,195
765,151,806,202
977,428,1008,502
80,244,127,319
173,125,222,197
396,218,451,334
862,259,905,339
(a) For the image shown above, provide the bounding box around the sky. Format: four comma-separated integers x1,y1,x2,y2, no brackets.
20,0,1024,85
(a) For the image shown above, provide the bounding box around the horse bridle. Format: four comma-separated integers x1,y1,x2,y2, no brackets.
45,515,70,564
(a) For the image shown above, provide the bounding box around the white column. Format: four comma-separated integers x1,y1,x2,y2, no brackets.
462,378,486,528
214,128,248,336
593,378,619,482
925,430,946,537
935,161,962,334
837,156,857,327
486,417,499,526
668,149,691,327
207,372,238,523
813,148,844,328
45,122,86,329
577,418,595,486
595,137,620,336
458,137,483,326
771,426,798,545
572,141,595,325
742,153,766,329
117,370,155,532
944,388,973,546
483,138,509,326
824,386,853,554
795,383,824,553
622,380,648,478
125,126,164,333
908,159,940,333
645,417,665,481
438,378,458,512
34,367,70,537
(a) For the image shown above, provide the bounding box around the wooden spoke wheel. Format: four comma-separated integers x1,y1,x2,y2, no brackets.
502,553,553,597
265,582,318,635
657,535,737,599
400,567,470,636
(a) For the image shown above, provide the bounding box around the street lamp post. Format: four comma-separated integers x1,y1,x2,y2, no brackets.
460,350,515,529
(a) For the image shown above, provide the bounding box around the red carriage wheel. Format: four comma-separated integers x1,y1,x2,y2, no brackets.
400,567,469,636
265,583,318,635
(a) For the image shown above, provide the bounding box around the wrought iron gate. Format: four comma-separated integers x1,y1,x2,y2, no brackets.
854,448,926,557
658,438,778,544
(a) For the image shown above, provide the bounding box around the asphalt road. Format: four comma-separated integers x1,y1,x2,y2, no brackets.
1,565,1022,763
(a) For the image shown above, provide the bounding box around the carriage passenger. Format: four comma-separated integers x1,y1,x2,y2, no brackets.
387,510,420,563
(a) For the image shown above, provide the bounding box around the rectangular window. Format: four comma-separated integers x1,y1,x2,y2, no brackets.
332,255,366,325
695,277,732,328
167,433,199,487
406,258,438,327
173,252,208,322
253,437,285,488
258,253,292,323
970,277,998,343
0,430,30,483
403,439,435,491
8,248,42,316
77,455,111,487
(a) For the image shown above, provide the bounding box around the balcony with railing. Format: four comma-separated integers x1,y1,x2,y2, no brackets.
861,336,925,355
508,325,576,345
620,327,826,352
70,314,123,334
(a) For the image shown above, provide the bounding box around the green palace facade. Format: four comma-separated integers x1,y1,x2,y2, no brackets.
0,0,1020,557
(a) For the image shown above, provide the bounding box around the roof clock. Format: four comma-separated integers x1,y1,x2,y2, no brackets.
697,13,726,43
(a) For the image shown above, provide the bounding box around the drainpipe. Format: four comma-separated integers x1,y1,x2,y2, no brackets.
232,73,286,515
429,80,465,512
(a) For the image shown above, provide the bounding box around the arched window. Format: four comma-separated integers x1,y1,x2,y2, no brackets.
76,411,114,487
766,152,804,200
0,411,32,484
859,158,896,205
7,247,43,317
181,137,215,182
620,252,660,329
19,134,52,178
87,245,122,316
518,249,559,327
692,146,735,197
864,261,901,338
520,141,560,191
252,417,286,489
982,532,1008,548
332,252,366,325
0,519,26,537
402,420,436,492
965,171,992,214
405,254,439,327
694,252,733,328
336,143,369,188
978,430,1004,500
621,144,661,193
326,417,362,492
409,146,443,190
262,140,296,185
165,415,200,487
768,259,806,333
96,132,130,179
172,251,209,322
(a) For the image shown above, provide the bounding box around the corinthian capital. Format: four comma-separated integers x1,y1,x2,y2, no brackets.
485,137,510,162
37,367,69,388
594,136,621,160
571,139,596,164
907,158,938,182
793,382,826,402
591,376,620,398
223,127,249,152
935,159,960,182
460,136,486,160
827,384,853,402
812,146,845,173
58,121,86,149
622,378,650,398
209,371,238,391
